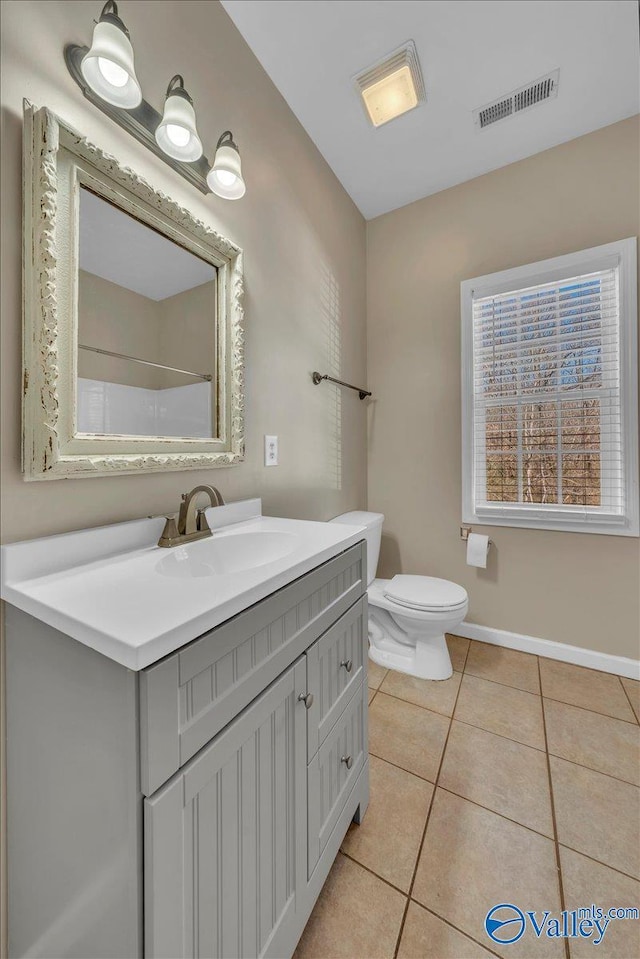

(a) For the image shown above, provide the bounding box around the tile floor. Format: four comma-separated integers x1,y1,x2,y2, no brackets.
294,636,640,959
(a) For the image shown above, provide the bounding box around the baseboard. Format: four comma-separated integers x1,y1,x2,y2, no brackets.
456,621,640,681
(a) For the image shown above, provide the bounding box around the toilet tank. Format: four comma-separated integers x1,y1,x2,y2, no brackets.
329,511,384,586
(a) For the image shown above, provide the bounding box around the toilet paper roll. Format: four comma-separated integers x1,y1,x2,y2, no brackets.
466,532,489,568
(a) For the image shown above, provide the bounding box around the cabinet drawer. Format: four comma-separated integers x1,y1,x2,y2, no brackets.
307,681,366,877
306,596,367,757
140,542,365,796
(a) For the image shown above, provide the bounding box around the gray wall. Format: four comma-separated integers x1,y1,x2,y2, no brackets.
0,0,367,539
367,116,640,660
0,1,368,950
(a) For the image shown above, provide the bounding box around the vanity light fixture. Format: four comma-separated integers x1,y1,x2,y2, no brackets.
80,0,142,109
67,3,246,198
155,75,203,162
207,131,246,200
354,41,426,128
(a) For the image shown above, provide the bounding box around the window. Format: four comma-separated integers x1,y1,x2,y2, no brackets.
461,239,638,535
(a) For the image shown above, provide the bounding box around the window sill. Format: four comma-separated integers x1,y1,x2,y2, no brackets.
465,505,639,537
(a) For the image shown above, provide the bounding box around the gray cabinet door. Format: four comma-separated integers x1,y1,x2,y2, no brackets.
307,681,366,877
306,596,366,757
144,657,308,959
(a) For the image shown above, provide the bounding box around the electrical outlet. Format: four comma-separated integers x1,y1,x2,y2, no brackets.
264,435,278,466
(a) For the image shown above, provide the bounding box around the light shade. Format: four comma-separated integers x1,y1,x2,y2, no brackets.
155,76,203,162
354,41,425,129
207,131,246,200
81,2,142,109
361,65,418,127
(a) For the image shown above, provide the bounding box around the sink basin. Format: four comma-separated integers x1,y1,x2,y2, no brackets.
156,530,298,579
0,499,366,669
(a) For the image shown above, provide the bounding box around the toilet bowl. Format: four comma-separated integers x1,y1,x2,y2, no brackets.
329,512,468,681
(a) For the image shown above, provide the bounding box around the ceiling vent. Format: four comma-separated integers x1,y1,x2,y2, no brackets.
354,41,426,128
473,69,560,130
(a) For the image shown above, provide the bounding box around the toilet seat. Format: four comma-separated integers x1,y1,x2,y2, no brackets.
382,575,468,612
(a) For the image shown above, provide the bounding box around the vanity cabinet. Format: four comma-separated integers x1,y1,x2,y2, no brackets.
6,541,369,959
139,543,365,796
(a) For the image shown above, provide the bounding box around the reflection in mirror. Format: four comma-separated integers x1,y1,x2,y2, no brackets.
76,187,217,438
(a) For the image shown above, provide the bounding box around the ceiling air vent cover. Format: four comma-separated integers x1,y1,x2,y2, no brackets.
474,69,560,129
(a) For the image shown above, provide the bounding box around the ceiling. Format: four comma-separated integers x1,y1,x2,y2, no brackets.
79,189,216,300
221,0,640,219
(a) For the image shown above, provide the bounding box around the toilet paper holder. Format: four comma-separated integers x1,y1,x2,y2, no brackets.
460,525,493,547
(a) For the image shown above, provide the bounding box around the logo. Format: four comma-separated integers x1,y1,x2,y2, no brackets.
485,904,526,944
484,903,639,947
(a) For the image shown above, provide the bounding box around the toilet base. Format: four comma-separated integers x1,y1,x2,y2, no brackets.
368,608,453,681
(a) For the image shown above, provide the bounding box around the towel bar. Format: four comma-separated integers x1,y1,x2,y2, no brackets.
312,372,371,400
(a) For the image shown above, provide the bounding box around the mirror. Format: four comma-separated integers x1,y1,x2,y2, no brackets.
22,103,244,480
77,187,217,439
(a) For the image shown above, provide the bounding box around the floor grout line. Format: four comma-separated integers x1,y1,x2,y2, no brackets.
467,677,640,729
372,685,460,722
340,851,505,959
545,749,640,789
372,682,548,753
460,637,540,693
366,751,637,874
434,783,556,842
408,900,504,959
311,643,639,957
457,636,640,684
541,693,639,727
390,646,471,959
363,755,640,887
617,674,640,726
374,678,542,730
452,712,639,788
537,656,571,959
462,667,541,697
459,636,473,673
556,842,640,884
339,849,409,899
355,757,640,932
460,645,639,725
367,750,436,786
449,714,547,752
372,681,639,760
391,772,441,958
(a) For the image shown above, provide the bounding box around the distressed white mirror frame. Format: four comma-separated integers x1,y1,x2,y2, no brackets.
22,102,245,480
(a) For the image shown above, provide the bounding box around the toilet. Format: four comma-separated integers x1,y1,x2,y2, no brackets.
330,511,468,681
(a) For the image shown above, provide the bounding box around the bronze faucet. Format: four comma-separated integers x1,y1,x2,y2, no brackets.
157,485,225,548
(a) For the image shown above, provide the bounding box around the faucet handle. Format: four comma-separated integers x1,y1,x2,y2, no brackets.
157,515,180,548
196,507,212,534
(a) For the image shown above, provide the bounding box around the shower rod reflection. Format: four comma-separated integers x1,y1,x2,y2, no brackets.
312,371,371,400
79,345,213,382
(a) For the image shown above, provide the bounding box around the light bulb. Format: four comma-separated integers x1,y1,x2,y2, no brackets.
97,56,129,87
155,75,203,161
207,131,246,199
166,124,190,147
215,170,237,187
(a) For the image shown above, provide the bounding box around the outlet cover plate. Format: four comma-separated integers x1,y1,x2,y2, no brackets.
264,435,278,466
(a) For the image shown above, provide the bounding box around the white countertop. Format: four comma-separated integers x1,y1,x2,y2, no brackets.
0,500,365,670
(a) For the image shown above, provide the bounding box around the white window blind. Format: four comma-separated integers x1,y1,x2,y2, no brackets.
461,239,638,536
